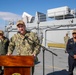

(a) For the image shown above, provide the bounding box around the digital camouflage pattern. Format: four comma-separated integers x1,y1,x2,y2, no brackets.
8,31,40,56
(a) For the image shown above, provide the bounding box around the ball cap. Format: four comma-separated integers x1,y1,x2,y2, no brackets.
0,30,4,34
16,20,25,26
72,30,76,34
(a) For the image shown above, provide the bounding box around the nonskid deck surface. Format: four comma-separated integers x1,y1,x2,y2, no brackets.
34,48,76,75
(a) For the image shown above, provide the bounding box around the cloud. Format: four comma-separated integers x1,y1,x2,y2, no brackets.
0,12,22,21
0,12,22,31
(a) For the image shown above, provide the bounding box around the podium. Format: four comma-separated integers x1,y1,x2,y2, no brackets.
0,56,34,75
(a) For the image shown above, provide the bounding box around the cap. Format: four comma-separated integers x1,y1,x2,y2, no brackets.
66,33,68,35
72,30,76,34
0,30,4,34
16,20,25,26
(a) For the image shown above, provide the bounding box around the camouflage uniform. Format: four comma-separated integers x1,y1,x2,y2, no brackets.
0,36,9,75
8,31,40,56
0,30,9,75
7,31,40,75
64,36,70,45
64,34,70,52
0,37,9,55
7,20,41,75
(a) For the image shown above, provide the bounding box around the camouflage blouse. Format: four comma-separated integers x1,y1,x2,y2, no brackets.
8,31,40,56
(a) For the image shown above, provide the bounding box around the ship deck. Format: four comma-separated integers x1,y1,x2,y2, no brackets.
34,47,76,75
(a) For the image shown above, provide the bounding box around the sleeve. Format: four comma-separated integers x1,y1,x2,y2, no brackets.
7,36,15,54
66,39,74,57
32,33,41,56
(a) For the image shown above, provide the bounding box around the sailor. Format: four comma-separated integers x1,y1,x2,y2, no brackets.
64,33,70,53
0,30,9,75
66,30,76,75
7,20,41,75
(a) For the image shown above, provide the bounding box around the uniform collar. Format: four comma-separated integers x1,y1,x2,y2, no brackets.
17,31,30,40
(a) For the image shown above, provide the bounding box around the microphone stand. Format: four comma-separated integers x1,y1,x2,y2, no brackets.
26,37,58,75
39,44,57,75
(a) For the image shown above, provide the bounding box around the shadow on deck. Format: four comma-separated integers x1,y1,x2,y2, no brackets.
47,69,69,75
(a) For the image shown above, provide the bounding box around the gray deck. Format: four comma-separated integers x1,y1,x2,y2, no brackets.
34,48,76,75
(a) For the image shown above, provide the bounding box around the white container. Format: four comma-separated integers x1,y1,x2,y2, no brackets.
47,6,70,18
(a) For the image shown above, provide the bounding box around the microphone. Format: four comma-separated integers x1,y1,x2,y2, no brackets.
24,36,37,45
23,35,58,56
24,36,28,39
22,36,28,45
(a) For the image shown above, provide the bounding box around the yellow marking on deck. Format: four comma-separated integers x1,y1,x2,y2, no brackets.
48,43,65,48
49,66,66,70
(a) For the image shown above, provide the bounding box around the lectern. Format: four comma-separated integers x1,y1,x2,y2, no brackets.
0,56,34,75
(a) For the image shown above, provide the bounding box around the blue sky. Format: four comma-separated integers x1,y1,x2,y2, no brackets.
0,0,76,30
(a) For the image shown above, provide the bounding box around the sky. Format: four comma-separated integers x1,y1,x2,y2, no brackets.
0,0,76,30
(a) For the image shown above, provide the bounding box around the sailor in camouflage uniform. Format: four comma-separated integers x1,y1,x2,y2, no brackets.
64,33,70,53
7,20,41,75
0,30,9,75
